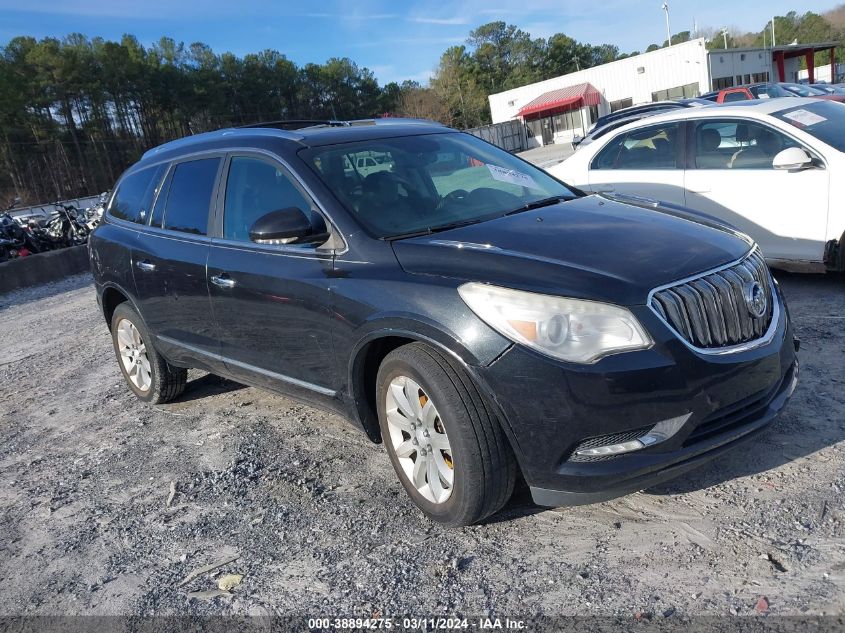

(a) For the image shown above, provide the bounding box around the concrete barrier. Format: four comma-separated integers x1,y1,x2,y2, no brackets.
0,245,90,294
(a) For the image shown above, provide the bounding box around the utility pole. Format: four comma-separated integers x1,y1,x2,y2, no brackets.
571,55,581,71
771,17,776,47
662,3,672,46
721,27,729,49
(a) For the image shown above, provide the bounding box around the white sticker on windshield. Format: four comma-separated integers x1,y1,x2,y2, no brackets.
783,109,827,127
486,164,541,190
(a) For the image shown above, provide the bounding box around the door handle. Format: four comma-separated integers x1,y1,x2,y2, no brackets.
210,274,236,289
136,260,156,272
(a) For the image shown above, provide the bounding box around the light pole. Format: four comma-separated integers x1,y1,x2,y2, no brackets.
662,3,672,46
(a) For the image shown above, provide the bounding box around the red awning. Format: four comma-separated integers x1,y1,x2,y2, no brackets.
517,83,602,118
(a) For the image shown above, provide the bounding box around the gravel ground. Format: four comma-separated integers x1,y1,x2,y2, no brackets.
0,272,843,622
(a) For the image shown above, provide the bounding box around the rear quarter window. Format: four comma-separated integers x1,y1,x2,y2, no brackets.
108,165,167,224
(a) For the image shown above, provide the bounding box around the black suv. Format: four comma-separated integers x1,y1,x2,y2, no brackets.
90,119,798,526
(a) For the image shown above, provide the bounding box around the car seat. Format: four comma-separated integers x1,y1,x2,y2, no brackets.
730,125,769,169
356,171,419,232
696,128,726,169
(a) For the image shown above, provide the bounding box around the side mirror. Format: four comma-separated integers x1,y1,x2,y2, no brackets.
248,207,329,245
772,147,813,171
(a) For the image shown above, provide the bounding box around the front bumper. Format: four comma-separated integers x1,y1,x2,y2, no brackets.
474,291,798,507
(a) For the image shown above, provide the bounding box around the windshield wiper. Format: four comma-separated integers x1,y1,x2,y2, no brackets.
385,217,489,241
503,195,569,216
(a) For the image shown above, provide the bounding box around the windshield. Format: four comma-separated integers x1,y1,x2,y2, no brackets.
780,83,825,97
303,132,576,238
749,84,792,98
773,101,845,152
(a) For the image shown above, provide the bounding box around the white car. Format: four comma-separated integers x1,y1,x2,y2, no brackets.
547,98,845,272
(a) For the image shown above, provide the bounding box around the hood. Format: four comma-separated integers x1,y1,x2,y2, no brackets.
392,195,752,305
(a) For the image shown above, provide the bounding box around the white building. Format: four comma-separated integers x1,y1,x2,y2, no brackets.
489,38,838,147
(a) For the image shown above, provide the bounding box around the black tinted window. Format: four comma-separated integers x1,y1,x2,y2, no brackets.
223,157,311,241
163,158,220,235
109,165,166,223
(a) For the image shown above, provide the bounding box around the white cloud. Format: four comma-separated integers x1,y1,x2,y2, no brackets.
408,17,468,25
302,12,398,20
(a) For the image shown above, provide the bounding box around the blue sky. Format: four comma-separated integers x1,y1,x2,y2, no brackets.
0,0,839,84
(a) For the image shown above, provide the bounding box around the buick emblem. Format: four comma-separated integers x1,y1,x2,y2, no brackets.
743,281,767,319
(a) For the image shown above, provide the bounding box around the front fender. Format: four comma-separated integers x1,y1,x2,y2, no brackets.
343,316,512,442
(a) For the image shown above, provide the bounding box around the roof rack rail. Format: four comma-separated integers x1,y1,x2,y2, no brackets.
236,119,350,130
236,117,442,131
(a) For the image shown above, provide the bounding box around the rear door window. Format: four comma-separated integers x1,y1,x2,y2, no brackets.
592,123,681,170
162,158,221,235
109,165,167,224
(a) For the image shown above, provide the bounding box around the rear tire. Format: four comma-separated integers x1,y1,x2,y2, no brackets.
376,342,516,526
111,303,187,404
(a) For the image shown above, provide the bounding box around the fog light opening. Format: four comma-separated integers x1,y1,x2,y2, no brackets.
574,413,692,458
574,439,644,457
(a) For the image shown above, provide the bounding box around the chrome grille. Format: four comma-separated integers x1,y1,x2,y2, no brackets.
650,250,775,349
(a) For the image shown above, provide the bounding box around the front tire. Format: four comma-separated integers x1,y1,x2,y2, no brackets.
110,303,187,404
376,343,516,526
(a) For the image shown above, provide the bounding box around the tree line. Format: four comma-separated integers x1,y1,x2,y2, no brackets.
0,23,635,204
0,34,389,204
647,9,845,57
1,8,843,205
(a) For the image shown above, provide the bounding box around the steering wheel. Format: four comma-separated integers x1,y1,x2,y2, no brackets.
436,189,469,211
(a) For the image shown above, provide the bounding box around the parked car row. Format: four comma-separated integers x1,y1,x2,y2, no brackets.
701,81,845,104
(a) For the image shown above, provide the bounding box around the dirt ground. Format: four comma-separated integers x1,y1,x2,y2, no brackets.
0,271,843,622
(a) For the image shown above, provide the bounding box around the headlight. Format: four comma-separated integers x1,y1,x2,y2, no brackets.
458,283,653,364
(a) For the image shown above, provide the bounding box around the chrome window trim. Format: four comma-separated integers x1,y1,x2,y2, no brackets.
209,236,335,261
646,247,782,355
156,335,337,397
136,223,212,245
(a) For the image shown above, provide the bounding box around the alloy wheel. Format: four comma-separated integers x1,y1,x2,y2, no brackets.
116,318,152,392
385,375,454,503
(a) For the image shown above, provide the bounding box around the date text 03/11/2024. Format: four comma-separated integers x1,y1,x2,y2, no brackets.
307,617,527,630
